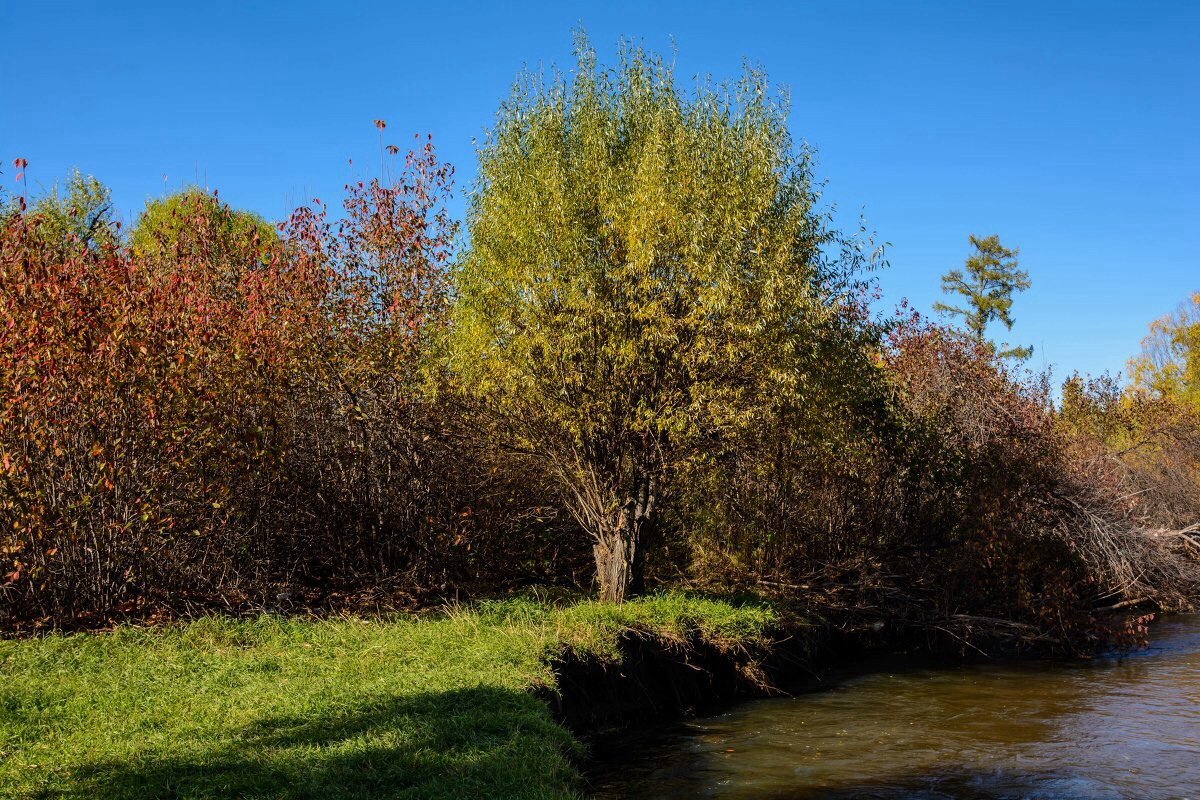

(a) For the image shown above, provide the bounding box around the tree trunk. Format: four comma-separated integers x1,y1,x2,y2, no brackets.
594,471,656,603
594,517,637,603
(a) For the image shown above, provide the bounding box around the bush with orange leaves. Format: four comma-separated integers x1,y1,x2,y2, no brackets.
0,185,289,622
0,146,578,629
850,318,1198,646
883,320,1099,641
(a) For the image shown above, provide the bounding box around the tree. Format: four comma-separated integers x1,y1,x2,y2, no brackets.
30,170,121,254
1129,292,1200,408
131,188,278,295
452,36,876,602
934,234,1032,360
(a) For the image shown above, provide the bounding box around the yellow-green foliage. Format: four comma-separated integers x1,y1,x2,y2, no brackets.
29,170,121,253
452,35,879,594
454,36,866,447
1130,292,1200,409
131,186,278,268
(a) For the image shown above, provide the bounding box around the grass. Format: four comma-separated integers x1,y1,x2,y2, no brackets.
0,593,775,800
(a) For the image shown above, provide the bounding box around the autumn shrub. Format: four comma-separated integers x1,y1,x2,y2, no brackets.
881,321,1096,636
0,189,289,623
1061,373,1200,529
682,313,1200,649
677,357,900,586
257,147,585,594
0,147,583,629
1055,374,1200,612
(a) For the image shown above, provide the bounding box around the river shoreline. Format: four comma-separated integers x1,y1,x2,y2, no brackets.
554,605,1178,796
0,594,1180,799
554,606,1112,735
583,613,1200,799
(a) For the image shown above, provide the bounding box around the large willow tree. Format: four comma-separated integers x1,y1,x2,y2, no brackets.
454,37,876,601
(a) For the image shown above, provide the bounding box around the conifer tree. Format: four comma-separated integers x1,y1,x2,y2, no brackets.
934,234,1032,360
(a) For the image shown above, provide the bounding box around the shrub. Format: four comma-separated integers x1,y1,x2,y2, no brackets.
0,146,582,628
683,313,1200,649
0,183,286,621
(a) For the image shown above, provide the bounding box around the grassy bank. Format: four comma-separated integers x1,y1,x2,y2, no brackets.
0,594,776,800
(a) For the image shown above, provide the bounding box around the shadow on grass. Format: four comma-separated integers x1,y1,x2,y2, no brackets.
59,686,577,800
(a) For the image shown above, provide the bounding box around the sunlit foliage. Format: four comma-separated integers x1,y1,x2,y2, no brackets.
1130,292,1200,409
453,35,881,601
131,187,278,292
28,169,122,254
0,145,489,624
934,234,1032,360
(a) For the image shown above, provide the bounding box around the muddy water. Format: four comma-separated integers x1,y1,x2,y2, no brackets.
592,615,1200,799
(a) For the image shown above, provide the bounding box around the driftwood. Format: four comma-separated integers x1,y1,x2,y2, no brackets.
1094,597,1152,613
1053,484,1200,614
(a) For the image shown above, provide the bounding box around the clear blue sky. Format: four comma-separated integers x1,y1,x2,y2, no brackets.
4,0,1197,382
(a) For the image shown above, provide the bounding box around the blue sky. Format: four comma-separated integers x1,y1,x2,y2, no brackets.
3,0,1197,381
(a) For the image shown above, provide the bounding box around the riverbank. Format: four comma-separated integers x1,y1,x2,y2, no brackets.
0,591,1181,799
0,594,782,799
589,613,1200,799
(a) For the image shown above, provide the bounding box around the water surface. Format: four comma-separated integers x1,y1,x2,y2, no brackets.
593,615,1200,799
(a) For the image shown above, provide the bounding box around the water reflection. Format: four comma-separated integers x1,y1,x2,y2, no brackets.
592,616,1200,799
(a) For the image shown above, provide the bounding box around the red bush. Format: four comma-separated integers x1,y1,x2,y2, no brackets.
0,143,574,627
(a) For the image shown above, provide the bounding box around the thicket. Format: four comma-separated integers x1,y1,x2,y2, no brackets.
3,41,1198,649
0,149,578,627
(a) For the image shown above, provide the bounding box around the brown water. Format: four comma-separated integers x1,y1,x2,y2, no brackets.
592,615,1200,799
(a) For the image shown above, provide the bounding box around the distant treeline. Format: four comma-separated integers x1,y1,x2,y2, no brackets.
2,37,1198,647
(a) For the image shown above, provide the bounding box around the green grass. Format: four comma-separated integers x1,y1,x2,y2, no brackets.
0,593,775,800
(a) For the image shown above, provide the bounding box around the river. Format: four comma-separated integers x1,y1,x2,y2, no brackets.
592,615,1200,799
